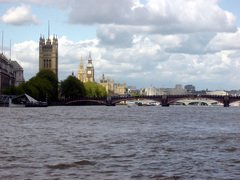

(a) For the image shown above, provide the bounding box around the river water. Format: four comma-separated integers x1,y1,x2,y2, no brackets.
0,106,240,179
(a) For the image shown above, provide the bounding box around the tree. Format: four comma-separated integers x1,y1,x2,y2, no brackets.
36,69,58,101
18,70,58,102
3,86,18,95
60,76,85,98
84,82,107,98
96,84,107,97
28,77,53,101
4,70,59,102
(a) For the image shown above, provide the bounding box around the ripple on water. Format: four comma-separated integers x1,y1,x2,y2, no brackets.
46,160,96,170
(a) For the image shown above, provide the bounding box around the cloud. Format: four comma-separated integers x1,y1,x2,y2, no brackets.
166,32,216,54
11,40,38,77
207,28,240,52
68,0,134,25
0,0,71,8
1,4,38,25
97,25,134,48
1,0,237,33
68,0,236,34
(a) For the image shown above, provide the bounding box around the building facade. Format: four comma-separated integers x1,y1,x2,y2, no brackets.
77,53,95,83
0,53,24,94
11,61,24,86
99,74,126,95
114,83,126,95
39,35,58,78
206,90,228,96
184,84,196,93
140,84,187,96
99,74,114,94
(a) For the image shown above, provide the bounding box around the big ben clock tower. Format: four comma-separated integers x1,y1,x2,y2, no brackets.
85,53,94,82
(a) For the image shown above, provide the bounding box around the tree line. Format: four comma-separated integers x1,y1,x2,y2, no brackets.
4,69,107,102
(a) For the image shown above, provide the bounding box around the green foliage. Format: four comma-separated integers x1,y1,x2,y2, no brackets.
3,86,17,95
129,91,140,97
3,83,25,95
60,79,107,98
84,82,107,98
36,69,58,101
28,77,53,101
5,68,108,102
60,76,85,98
5,70,59,102
19,70,58,102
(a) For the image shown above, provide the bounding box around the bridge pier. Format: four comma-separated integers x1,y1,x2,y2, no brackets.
223,96,230,107
106,96,115,106
161,95,169,107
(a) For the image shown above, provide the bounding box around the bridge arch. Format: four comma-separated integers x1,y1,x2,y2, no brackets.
167,96,222,106
65,99,106,105
111,96,162,105
229,99,240,106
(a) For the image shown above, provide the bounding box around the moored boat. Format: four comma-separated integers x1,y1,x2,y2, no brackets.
10,94,48,107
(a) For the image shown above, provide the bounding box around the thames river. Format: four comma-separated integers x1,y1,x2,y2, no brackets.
0,106,240,179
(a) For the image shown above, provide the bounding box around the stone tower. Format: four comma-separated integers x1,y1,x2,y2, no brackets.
77,57,85,82
39,26,58,78
85,53,94,82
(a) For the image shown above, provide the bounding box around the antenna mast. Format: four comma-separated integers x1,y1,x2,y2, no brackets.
48,20,50,39
10,40,11,60
1,30,3,54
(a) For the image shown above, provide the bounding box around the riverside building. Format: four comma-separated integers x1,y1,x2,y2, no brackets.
0,53,24,94
99,74,126,95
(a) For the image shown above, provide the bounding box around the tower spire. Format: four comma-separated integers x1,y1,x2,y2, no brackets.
80,56,84,68
81,56,83,63
77,56,85,82
88,51,93,64
89,51,91,59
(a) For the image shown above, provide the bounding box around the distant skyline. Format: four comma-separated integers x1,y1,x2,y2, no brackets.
1,0,240,90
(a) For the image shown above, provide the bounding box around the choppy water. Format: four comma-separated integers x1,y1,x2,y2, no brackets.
0,106,240,179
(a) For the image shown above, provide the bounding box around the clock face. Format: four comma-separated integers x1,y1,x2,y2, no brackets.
87,70,91,75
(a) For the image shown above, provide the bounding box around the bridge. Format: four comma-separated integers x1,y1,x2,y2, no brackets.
62,94,240,107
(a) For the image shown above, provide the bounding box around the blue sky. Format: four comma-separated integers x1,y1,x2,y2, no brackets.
1,0,240,90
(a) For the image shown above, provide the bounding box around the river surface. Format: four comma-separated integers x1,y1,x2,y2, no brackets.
0,106,240,179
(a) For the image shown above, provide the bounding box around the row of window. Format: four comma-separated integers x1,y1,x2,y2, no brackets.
44,59,52,68
0,61,13,74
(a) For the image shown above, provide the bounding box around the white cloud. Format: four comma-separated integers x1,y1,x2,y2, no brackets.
11,40,38,77
0,0,70,8
207,28,240,52
1,4,38,25
68,0,236,34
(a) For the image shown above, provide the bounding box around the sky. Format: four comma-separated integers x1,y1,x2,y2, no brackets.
1,0,240,90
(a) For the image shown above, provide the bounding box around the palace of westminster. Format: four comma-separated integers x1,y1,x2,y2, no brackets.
40,31,127,96
1,29,126,95
76,54,126,95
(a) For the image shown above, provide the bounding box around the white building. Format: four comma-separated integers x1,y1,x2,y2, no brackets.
141,85,187,96
206,90,228,96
